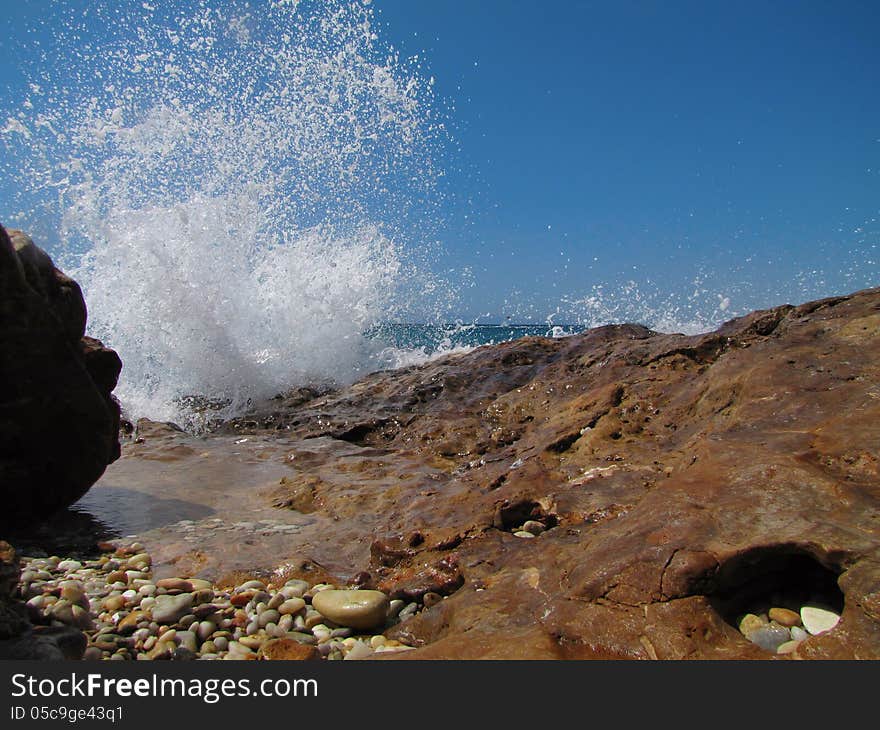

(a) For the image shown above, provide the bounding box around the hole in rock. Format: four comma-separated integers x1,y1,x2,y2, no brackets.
707,546,845,652
497,500,558,537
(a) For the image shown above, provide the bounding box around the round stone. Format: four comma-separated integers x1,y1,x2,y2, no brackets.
790,626,809,642
187,579,214,591
343,640,374,660
258,609,280,628
59,581,86,605
801,606,841,636
283,579,310,595
513,531,535,539
106,570,127,584
768,607,801,627
200,640,217,655
422,592,443,608
126,553,151,570
387,599,405,618
278,598,306,615
311,590,390,630
196,621,216,641
738,613,768,637
521,520,546,535
156,578,193,592
102,595,127,612
150,593,195,624
746,625,791,652
267,593,286,610
236,580,266,592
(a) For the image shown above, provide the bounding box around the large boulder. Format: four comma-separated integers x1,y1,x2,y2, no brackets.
0,225,121,524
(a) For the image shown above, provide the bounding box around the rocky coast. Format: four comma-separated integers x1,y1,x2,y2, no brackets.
2,226,879,660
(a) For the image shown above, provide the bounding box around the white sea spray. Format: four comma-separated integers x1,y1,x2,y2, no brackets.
2,0,452,424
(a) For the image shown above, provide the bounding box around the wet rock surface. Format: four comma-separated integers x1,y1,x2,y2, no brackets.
12,286,880,659
0,226,121,523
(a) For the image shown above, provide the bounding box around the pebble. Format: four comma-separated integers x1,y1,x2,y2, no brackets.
768,607,801,627
102,595,126,612
156,577,192,592
236,580,266,592
278,597,306,615
513,531,535,539
176,631,199,652
423,592,443,608
746,625,792,652
126,553,151,570
188,579,215,591
776,640,802,655
258,609,280,628
521,520,546,536
738,613,768,637
150,593,195,624
312,590,390,631
790,626,809,642
238,635,264,650
287,632,317,645
267,593,286,610
387,599,405,618
344,640,375,660
16,545,417,662
258,638,320,661
59,581,87,605
801,606,841,636
231,591,256,607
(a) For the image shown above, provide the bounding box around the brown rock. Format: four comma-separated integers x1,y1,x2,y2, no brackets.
101,287,880,659
230,591,257,607
379,555,464,601
258,638,320,661
768,607,802,628
116,610,145,634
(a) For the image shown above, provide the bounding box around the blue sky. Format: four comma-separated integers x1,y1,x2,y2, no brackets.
2,0,878,326
375,0,880,322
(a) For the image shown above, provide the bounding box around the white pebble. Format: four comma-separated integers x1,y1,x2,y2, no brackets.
801,606,840,635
